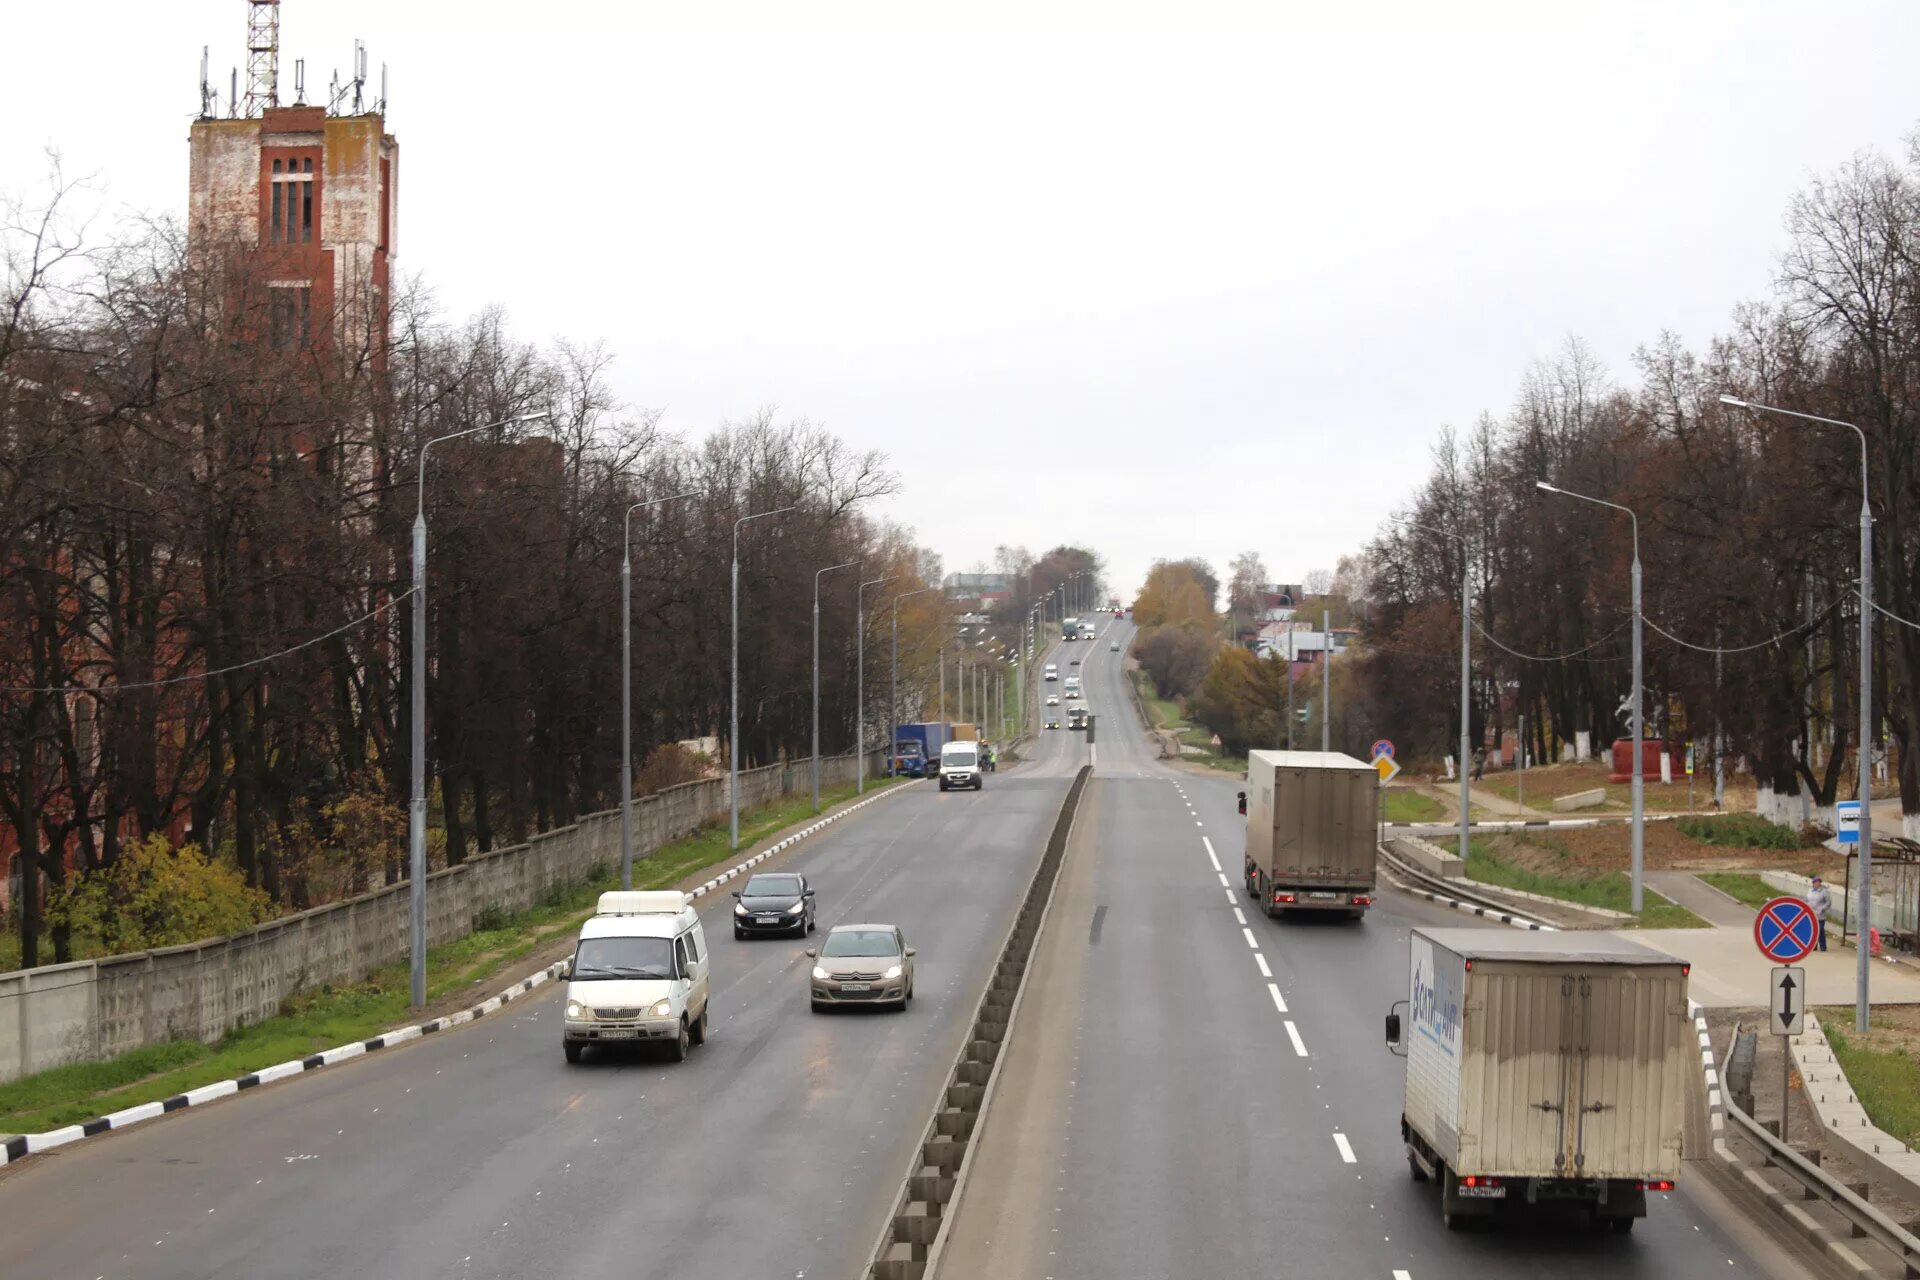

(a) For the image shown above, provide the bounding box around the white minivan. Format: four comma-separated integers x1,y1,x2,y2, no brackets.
562,890,710,1063
939,740,983,791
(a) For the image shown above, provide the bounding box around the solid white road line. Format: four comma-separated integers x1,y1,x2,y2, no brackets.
1268,982,1287,1014
1242,927,1260,950
1284,1020,1308,1056
1254,953,1272,978
1333,1132,1356,1164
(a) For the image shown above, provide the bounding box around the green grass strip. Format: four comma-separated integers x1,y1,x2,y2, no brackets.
0,777,903,1137
1695,871,1780,911
1435,836,1708,929
1825,1023,1920,1149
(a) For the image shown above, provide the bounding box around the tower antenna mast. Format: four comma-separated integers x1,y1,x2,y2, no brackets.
244,0,281,117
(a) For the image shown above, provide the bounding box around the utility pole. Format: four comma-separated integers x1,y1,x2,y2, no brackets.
811,560,856,812
730,504,797,850
855,574,895,793
1321,608,1331,753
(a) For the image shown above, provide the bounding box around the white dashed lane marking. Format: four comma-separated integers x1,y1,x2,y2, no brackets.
1253,953,1271,978
1241,927,1259,950
1283,1020,1308,1056
1268,983,1288,1014
1333,1132,1356,1164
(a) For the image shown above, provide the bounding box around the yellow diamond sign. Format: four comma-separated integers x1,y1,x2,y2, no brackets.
1374,753,1401,784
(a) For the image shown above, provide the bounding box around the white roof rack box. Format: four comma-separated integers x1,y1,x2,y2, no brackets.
596,890,689,916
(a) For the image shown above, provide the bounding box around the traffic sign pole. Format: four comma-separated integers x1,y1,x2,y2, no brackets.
1771,964,1807,1143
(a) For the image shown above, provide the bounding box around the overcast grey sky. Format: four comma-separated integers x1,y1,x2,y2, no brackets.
7,1,1919,598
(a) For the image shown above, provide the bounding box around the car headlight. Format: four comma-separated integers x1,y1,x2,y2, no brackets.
566,1000,586,1020
812,966,830,981
785,902,805,914
883,964,904,980
647,999,672,1017
734,903,749,916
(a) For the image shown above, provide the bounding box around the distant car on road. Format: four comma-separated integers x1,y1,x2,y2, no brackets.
1046,694,1060,706
1110,641,1119,651
732,872,815,939
808,924,914,1011
1046,716,1061,729
1070,657,1080,665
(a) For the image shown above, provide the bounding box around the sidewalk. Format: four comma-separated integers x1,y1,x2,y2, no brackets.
1415,778,1552,819
1641,870,1920,1007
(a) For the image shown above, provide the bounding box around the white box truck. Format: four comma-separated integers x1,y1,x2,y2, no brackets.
1239,749,1377,919
1383,928,1695,1233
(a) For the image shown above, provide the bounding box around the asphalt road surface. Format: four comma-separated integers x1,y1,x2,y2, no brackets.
0,627,1110,1280
941,622,1827,1280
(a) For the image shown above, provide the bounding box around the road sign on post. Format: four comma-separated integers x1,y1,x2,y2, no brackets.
1373,754,1401,784
1755,897,1819,965
1771,966,1806,1037
1371,739,1395,761
1836,801,1862,846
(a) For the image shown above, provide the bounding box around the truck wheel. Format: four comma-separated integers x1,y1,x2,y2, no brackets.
1407,1151,1428,1182
1443,1211,1468,1232
690,1007,708,1045
1605,1217,1634,1236
563,1041,583,1064
667,1017,690,1062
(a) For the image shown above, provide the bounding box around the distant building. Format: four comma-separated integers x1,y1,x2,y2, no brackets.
188,6,397,367
944,572,1011,604
1255,623,1353,667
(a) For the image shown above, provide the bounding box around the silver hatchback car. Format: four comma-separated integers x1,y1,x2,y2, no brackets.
807,924,915,1011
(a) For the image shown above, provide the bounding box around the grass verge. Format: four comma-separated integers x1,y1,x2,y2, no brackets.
1383,790,1444,824
1695,871,1780,911
1678,813,1807,851
1825,1022,1920,1149
1437,835,1708,928
0,777,903,1137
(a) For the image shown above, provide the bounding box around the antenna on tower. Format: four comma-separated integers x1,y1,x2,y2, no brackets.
379,62,388,116
244,0,281,117
353,39,367,113
230,67,240,118
294,58,306,105
199,45,215,119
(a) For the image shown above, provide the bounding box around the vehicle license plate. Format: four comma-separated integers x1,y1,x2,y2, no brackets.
1457,1184,1506,1199
841,983,871,993
599,1029,638,1040
757,916,780,924
1310,891,1337,900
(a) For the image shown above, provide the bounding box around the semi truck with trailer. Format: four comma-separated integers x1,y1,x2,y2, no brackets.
892,722,949,777
1240,749,1378,919
1383,928,1695,1233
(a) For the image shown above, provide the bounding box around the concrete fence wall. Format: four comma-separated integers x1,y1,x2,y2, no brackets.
0,750,886,1086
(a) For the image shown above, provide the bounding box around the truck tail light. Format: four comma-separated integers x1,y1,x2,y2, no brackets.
1459,1175,1502,1189
1351,895,1373,906
1636,1179,1674,1192
1274,892,1295,904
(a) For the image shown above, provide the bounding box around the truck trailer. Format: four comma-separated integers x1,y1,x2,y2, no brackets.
1384,928,1694,1233
1240,749,1377,919
892,722,949,778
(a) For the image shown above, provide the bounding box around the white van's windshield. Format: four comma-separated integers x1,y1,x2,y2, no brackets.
573,936,674,980
945,747,977,765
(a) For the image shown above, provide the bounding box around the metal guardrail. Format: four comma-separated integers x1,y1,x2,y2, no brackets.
1718,1025,1920,1277
1375,843,1555,931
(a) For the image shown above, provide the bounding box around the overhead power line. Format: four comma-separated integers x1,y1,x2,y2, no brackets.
1471,618,1629,662
0,587,415,695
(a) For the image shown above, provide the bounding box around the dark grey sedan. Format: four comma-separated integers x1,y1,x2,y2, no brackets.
732,872,815,938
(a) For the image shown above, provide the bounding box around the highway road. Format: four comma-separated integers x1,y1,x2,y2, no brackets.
0,628,1108,1280
942,619,1826,1280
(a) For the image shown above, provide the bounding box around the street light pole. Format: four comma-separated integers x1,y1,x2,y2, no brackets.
856,575,895,792
812,560,857,812
731,504,798,850
1321,607,1331,753
409,411,548,1008
621,488,701,888
1538,481,1644,913
1722,394,1875,1031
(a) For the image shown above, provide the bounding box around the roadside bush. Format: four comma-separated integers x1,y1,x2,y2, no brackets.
1134,622,1220,701
49,834,273,952
1677,813,1808,851
635,743,714,796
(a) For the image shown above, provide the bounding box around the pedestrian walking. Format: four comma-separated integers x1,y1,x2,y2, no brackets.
1807,875,1832,952
1471,747,1486,782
